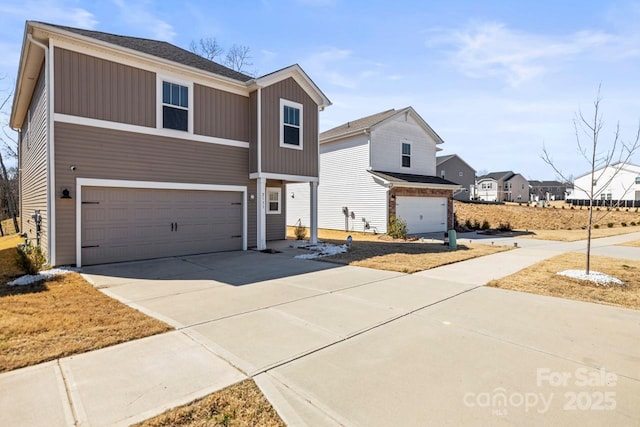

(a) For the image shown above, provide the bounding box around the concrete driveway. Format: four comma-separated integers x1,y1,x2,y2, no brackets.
77,241,640,426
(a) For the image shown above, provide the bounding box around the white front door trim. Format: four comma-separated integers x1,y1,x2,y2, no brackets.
75,178,247,267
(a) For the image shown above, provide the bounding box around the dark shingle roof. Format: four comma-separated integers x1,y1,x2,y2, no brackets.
320,109,399,141
477,171,515,181
37,22,253,82
370,170,459,186
529,180,568,187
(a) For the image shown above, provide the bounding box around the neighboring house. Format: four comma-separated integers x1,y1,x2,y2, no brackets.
475,171,529,202
529,180,572,201
286,107,460,235
568,162,640,206
436,154,476,201
11,21,330,266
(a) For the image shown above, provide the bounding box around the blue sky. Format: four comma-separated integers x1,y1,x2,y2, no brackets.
1,0,639,179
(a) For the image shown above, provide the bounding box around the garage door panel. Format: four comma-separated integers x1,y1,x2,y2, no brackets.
396,196,447,234
81,187,244,265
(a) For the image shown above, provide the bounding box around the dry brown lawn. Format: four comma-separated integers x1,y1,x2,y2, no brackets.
487,252,640,309
619,240,640,247
455,201,640,231
524,226,640,242
287,227,511,273
136,379,285,427
0,233,173,372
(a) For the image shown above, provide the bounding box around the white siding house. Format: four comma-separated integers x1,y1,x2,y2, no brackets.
569,163,640,204
287,107,459,235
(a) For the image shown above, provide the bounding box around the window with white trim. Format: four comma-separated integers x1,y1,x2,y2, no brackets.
636,176,640,184
458,171,463,177
266,187,281,214
402,143,411,168
280,99,303,149
162,81,189,131
441,169,446,178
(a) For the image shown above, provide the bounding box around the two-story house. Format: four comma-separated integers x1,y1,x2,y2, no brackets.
11,21,330,266
568,162,640,206
436,154,476,201
475,171,529,202
529,180,572,201
286,108,459,235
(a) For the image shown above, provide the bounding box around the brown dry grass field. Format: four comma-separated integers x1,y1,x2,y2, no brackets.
287,227,511,273
0,234,172,373
487,252,640,309
455,201,640,231
136,379,285,427
620,240,640,247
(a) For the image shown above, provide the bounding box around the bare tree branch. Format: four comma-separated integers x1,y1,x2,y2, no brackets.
189,37,224,62
224,44,253,74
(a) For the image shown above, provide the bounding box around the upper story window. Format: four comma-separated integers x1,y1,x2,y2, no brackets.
266,187,281,214
402,143,411,168
280,99,303,150
162,81,189,131
636,176,640,184
458,171,464,177
440,170,446,178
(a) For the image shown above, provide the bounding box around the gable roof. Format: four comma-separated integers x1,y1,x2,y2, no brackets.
436,154,476,172
477,171,516,182
529,180,568,187
320,107,444,144
574,162,640,180
369,170,460,188
36,22,253,82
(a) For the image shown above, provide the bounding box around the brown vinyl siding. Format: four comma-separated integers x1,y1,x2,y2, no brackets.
260,78,319,177
20,69,48,256
194,84,250,142
266,180,285,241
54,47,155,127
54,122,252,264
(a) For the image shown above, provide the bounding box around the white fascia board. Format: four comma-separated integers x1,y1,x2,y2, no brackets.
390,182,461,190
250,64,331,108
249,172,319,183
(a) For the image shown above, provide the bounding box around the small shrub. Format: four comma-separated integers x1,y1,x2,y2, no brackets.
631,221,637,226
464,219,473,229
473,219,481,230
388,216,408,240
607,222,614,228
570,205,574,210
497,222,512,232
562,205,565,209
621,222,627,227
15,244,46,275
594,224,600,229
481,220,490,230
293,220,307,240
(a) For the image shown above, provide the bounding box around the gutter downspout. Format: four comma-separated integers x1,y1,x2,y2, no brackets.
27,34,55,266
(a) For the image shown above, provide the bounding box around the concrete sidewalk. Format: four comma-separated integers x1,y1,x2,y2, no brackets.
2,231,639,426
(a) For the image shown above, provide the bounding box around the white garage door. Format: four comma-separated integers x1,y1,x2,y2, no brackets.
395,196,447,234
81,187,243,265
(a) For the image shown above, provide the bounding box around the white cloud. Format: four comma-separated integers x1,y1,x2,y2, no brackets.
0,1,98,29
428,21,629,87
112,0,175,41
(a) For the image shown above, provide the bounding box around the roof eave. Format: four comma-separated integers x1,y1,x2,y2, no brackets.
320,127,369,144
390,182,461,190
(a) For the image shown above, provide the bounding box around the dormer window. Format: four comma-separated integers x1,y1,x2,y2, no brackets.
280,99,303,149
402,142,411,168
162,81,189,131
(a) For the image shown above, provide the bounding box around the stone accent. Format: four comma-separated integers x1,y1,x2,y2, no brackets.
388,187,455,230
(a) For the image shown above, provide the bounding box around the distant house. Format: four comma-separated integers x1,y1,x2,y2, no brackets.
436,154,476,201
287,107,460,234
568,162,640,206
529,180,572,201
475,171,529,202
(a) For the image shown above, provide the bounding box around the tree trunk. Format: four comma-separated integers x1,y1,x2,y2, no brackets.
0,151,19,233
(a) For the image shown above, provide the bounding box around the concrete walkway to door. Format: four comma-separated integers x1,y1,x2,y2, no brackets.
1,232,639,426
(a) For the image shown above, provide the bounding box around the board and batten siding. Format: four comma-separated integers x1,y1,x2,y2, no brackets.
20,69,49,256
287,134,389,233
54,122,253,264
54,47,155,127
249,91,258,173
260,78,319,177
194,84,250,142
370,113,437,176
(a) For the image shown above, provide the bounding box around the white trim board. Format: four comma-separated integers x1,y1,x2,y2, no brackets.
249,172,319,183
55,113,250,149
75,178,247,267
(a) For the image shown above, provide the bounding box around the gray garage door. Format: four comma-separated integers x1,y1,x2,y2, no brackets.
81,187,243,265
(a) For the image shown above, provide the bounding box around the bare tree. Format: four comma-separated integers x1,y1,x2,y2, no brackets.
0,76,19,233
189,37,254,75
189,37,224,62
542,86,640,274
